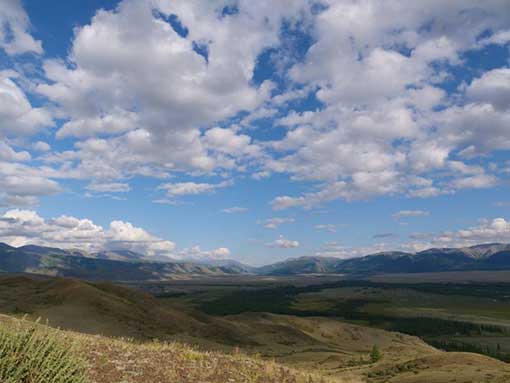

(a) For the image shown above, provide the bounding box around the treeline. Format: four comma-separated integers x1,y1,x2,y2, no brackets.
429,339,510,363
388,317,504,337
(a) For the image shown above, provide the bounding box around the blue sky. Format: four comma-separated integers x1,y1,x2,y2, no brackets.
0,0,509,265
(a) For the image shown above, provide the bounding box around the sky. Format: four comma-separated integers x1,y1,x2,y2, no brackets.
0,0,509,266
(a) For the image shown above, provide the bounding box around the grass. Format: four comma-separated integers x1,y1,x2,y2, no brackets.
0,318,87,383
0,315,348,383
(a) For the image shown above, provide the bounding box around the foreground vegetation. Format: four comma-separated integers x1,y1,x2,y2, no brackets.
0,319,86,383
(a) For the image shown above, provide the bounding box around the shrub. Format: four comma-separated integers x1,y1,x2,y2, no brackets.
370,344,382,363
0,320,87,383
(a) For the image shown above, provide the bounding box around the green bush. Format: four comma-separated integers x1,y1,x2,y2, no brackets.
370,344,382,363
0,321,87,383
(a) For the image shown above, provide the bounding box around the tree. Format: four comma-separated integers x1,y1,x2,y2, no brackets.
370,344,382,363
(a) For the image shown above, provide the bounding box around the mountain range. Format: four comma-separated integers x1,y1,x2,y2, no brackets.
0,243,248,281
0,242,509,280
259,243,510,275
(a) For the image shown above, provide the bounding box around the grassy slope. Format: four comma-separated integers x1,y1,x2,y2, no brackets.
0,315,344,383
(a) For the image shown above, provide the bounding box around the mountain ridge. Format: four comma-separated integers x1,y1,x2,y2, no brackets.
1,242,509,279
0,243,246,281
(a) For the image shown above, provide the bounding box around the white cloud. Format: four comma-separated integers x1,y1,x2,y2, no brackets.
0,0,508,219
0,75,53,136
477,30,510,47
176,245,231,261
408,217,510,249
158,180,231,197
56,110,139,139
465,68,510,111
32,141,51,152
392,210,430,220
0,209,103,249
0,209,177,257
1,175,61,197
265,1,509,209
258,217,295,229
0,0,42,55
33,0,309,182
314,224,336,233
0,140,30,162
86,182,131,193
106,220,175,256
315,242,391,260
221,206,248,214
316,217,510,259
0,143,64,207
266,235,299,248
449,173,499,190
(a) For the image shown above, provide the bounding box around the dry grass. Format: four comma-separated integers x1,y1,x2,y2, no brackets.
0,318,86,383
0,315,350,383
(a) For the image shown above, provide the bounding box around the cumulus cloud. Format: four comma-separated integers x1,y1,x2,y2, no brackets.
0,140,30,162
0,209,176,257
0,0,42,55
0,0,508,217
32,141,51,152
465,68,510,111
105,220,175,256
32,0,309,183
0,75,53,136
265,1,509,209
0,142,63,207
0,209,103,249
266,235,299,248
258,217,295,229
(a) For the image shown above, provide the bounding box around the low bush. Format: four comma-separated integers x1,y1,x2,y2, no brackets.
0,320,87,383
